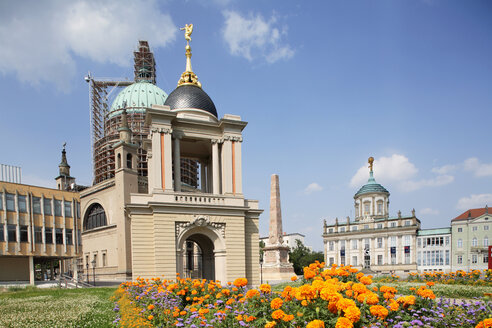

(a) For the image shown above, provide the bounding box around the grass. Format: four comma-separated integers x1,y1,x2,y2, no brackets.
0,287,117,328
374,281,492,299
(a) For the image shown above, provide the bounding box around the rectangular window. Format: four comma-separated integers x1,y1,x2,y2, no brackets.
7,224,16,242
6,193,15,211
77,230,82,246
445,236,450,245
485,225,489,231
377,203,383,214
364,238,370,250
364,203,370,214
484,255,489,264
458,227,463,232
0,225,3,241
431,250,435,265
32,197,41,214
102,252,107,267
0,192,3,210
55,228,63,244
329,257,334,266
390,222,396,228
64,201,72,217
328,228,333,233
405,220,411,226
45,227,53,243
377,254,383,265
417,252,421,266
76,202,81,218
377,237,383,248
352,239,358,250
390,236,396,247
405,252,410,264
340,256,345,266
364,224,369,230
472,254,478,264
340,240,345,250
391,252,396,265
329,241,334,251
66,229,73,245
339,227,345,232
93,254,98,267
417,238,421,247
352,256,357,266
35,227,43,243
472,226,478,231
20,225,28,242
404,235,411,246
377,223,383,229
18,195,27,213
351,226,358,231
457,255,462,264
43,198,52,215
54,200,62,216
445,250,450,265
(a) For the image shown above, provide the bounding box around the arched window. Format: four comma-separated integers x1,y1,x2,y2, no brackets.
84,203,107,231
127,154,132,169
472,237,478,247
484,237,489,247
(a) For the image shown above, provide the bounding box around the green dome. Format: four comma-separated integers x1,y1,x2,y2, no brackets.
354,172,389,197
109,81,168,117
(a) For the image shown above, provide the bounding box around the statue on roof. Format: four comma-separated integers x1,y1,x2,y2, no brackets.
180,24,193,45
368,156,374,172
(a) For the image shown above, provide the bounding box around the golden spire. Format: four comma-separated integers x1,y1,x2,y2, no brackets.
177,24,202,88
368,157,374,172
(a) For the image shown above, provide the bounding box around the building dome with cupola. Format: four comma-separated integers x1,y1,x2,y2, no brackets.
354,157,390,221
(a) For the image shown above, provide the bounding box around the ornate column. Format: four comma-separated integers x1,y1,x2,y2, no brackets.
232,136,243,195
221,137,233,194
173,133,181,192
150,127,173,191
212,139,220,195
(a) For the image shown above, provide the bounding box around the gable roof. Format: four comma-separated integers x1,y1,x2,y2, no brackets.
452,207,490,222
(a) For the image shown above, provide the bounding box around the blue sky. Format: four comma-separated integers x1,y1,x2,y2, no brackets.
1,0,491,251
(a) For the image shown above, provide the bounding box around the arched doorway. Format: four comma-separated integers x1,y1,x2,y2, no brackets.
176,217,226,283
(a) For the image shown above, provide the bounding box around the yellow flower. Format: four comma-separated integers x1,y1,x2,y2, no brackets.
344,306,361,323
306,319,325,328
335,317,353,328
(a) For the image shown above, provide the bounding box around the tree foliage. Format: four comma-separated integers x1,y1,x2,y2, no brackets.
288,239,324,275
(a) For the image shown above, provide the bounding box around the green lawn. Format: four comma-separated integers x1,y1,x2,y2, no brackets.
0,287,117,328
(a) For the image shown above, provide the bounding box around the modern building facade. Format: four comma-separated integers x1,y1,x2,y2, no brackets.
416,228,452,272
0,152,82,284
80,31,262,284
451,207,491,271
323,157,420,274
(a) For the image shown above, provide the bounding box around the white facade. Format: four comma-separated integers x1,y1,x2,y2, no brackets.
416,228,452,273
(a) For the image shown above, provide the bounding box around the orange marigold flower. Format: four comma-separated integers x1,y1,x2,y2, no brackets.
388,299,399,311
233,278,248,287
270,297,283,310
359,276,372,285
282,314,295,322
426,281,435,287
304,267,316,279
271,309,285,320
147,315,153,320
147,304,155,310
260,283,272,293
265,321,277,328
246,289,259,298
335,317,353,328
291,275,298,281
306,319,325,328
344,306,361,323
475,318,492,328
370,305,389,320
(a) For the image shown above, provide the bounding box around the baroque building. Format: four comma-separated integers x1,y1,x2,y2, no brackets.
80,28,262,284
323,157,420,274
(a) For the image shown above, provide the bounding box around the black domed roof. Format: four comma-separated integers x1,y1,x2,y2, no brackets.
164,85,217,117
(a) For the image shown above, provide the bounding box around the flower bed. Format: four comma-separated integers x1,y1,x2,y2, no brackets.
112,262,492,327
407,269,492,286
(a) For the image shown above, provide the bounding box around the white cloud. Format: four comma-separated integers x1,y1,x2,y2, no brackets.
350,154,418,187
431,164,458,175
464,157,492,177
457,193,492,210
350,154,454,192
0,0,177,90
304,182,323,194
420,207,439,215
222,10,294,63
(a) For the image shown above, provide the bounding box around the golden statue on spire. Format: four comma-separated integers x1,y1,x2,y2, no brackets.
180,24,193,45
368,157,374,172
177,23,201,88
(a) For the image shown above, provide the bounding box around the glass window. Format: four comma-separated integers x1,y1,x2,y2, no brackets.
457,239,463,248
405,252,410,264
472,254,478,264
76,202,81,218
472,226,478,231
485,225,489,231
377,223,383,229
18,195,27,213
93,254,98,267
64,201,72,217
445,236,449,245
364,224,369,230
77,230,82,246
45,228,53,243
7,224,16,242
377,203,383,214
391,252,396,265
458,227,463,232
484,255,489,264
390,222,396,228
364,238,370,249
484,237,489,247
102,252,107,267
339,227,345,232
43,198,52,215
66,229,73,245
0,192,3,210
329,257,334,266
34,227,42,243
364,203,370,214
54,200,62,216
390,236,396,247
20,225,28,242
328,228,333,233
352,239,358,249
84,203,107,231
6,193,15,211
351,226,358,231
417,238,421,247
377,254,383,265
445,250,450,265
404,235,411,246
55,228,63,244
472,238,478,247
340,256,345,266
352,256,357,266
329,241,334,251
340,240,345,250
405,220,411,226
32,197,41,214
0,225,3,241
377,237,383,248
417,252,421,266
457,255,462,264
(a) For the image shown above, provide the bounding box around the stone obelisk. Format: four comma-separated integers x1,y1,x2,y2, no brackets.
262,174,295,282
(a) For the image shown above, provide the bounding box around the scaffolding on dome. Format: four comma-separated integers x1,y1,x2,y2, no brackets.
86,41,157,185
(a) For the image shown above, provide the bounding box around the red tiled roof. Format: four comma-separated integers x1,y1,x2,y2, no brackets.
452,207,490,221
